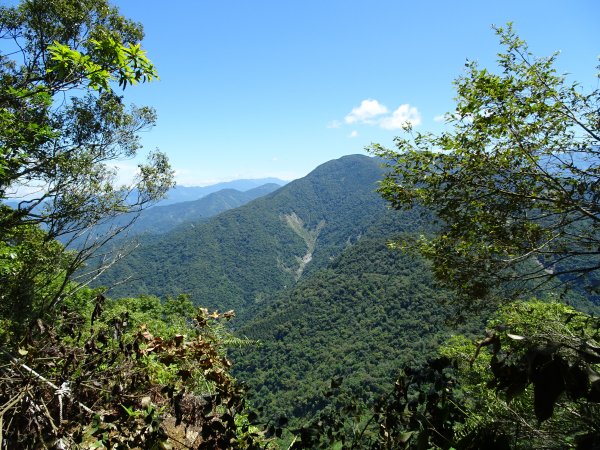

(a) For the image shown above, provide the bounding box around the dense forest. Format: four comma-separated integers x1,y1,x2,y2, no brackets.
0,1,599,448
233,238,477,420
94,154,398,315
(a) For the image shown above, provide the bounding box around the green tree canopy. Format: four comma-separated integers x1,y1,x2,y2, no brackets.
357,24,600,448
0,3,271,448
0,0,174,325
372,24,600,304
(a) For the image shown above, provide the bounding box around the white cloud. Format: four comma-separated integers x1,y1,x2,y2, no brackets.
344,99,388,124
331,99,422,132
433,114,446,122
379,104,422,129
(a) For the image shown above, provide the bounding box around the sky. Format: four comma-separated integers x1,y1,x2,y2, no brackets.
110,0,598,186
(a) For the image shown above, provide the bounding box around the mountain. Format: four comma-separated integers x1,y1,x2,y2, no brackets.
1,178,287,239
90,153,478,427
94,155,434,314
231,236,480,422
156,178,288,206
87,154,600,436
100,183,282,236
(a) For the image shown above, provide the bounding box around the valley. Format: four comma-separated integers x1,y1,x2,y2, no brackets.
2,3,598,446
92,154,481,429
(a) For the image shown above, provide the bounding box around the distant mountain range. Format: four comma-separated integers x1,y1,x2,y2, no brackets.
156,178,288,206
2,179,287,240
2,177,287,213
90,182,283,237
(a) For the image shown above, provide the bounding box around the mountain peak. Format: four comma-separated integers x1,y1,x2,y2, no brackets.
94,154,393,312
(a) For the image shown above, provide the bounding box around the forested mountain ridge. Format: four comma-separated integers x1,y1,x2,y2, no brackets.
232,232,472,424
94,154,405,314
85,182,283,238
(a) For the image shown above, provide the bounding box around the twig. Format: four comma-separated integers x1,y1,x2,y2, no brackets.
0,348,94,415
0,390,25,449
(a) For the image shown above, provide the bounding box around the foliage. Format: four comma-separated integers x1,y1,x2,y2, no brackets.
0,0,174,329
232,235,488,445
0,289,269,448
284,355,487,450
94,155,394,313
371,24,600,304
0,223,73,336
440,300,600,449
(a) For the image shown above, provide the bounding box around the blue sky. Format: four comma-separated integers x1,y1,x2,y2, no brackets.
112,0,598,186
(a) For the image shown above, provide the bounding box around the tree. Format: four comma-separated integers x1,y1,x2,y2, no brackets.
0,0,174,328
371,24,600,304
440,300,600,449
0,3,273,447
365,24,600,446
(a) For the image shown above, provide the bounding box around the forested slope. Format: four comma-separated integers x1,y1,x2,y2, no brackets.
97,183,283,237
94,155,402,314
224,198,484,424
232,236,477,422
